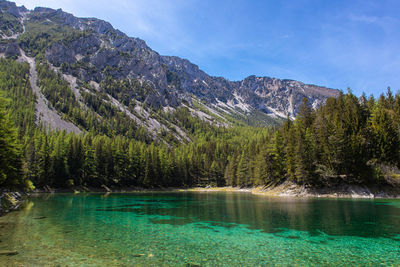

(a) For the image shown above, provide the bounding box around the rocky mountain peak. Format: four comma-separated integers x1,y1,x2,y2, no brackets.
0,1,27,17
1,0,340,134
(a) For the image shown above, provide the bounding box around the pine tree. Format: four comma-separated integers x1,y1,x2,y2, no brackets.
0,96,23,188
224,154,237,186
236,150,250,187
370,106,400,164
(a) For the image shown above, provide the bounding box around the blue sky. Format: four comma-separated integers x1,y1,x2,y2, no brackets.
14,0,400,96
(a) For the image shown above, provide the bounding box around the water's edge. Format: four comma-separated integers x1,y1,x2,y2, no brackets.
32,182,400,199
189,182,400,199
2,181,399,217
0,192,24,216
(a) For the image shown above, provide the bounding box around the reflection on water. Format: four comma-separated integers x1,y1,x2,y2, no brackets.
0,192,400,266
96,192,400,238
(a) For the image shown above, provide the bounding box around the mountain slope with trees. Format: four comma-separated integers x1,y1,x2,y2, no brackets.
0,54,399,191
0,0,338,140
0,1,399,193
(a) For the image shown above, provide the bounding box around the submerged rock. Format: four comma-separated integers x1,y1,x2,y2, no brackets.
0,250,18,256
33,216,47,220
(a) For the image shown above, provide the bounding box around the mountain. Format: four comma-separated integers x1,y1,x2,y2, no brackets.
0,0,339,143
1,1,399,195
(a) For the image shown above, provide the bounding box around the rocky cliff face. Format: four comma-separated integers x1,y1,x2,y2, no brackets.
0,1,339,135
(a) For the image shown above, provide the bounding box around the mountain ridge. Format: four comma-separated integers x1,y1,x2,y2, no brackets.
0,0,339,141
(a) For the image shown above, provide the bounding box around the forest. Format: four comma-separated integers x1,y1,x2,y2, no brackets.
1,57,400,190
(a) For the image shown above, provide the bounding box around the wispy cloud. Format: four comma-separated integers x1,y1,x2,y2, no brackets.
348,14,379,24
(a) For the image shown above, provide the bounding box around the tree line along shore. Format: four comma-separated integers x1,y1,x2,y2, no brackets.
1,58,400,195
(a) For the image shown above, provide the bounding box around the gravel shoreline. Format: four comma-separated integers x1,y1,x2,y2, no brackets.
2,182,398,214
186,183,400,199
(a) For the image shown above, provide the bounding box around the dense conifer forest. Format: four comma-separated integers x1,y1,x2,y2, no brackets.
0,58,399,190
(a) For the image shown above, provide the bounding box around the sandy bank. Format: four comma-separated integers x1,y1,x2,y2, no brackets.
185,182,400,199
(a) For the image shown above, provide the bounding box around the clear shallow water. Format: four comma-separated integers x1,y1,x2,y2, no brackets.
0,192,400,266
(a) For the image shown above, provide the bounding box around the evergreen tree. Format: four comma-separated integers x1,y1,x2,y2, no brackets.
0,96,23,188
370,106,400,165
236,150,250,187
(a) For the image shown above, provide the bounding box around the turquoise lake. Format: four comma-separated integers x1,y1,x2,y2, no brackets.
0,192,400,266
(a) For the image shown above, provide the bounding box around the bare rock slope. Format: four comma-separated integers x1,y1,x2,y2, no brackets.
0,0,340,136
